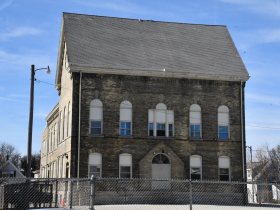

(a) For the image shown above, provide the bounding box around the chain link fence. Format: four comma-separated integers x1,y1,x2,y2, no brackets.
0,177,279,209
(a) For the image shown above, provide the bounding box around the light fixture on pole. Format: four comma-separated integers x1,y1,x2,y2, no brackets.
27,64,50,178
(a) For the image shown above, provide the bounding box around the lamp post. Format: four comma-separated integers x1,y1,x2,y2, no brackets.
27,64,50,178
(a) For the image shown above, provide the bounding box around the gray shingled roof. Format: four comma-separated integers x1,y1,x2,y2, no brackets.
62,13,249,79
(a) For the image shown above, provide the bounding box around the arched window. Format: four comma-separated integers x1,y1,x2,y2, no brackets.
152,154,170,164
67,102,71,137
218,105,230,139
60,112,63,142
48,129,51,153
54,123,57,149
53,161,57,178
88,153,102,178
119,153,132,178
58,157,61,178
148,103,174,137
62,156,66,178
189,104,201,138
219,156,230,181
190,155,202,180
120,101,132,135
90,99,103,135
64,107,67,139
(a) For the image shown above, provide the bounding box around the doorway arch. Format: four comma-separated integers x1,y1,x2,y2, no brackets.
152,154,171,189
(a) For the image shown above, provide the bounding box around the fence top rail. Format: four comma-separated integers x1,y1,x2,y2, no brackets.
0,177,279,186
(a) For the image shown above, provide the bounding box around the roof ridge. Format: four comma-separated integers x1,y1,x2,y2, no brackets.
62,12,227,27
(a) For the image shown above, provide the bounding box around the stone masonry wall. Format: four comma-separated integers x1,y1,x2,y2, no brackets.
71,73,246,181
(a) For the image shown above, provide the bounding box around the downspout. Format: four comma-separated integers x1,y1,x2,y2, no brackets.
241,80,245,181
77,71,82,178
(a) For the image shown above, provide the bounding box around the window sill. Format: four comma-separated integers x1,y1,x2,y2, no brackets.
217,139,232,142
88,134,104,138
189,138,203,141
118,135,134,139
148,136,176,140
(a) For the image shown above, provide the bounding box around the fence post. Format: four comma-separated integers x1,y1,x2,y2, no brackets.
55,179,58,208
70,180,73,209
89,176,95,210
189,180,192,210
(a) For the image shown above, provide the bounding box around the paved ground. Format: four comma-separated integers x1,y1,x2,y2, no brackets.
31,204,280,210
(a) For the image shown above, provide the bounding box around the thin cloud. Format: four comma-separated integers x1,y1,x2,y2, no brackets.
232,29,280,51
0,0,13,11
219,0,280,17
246,93,280,106
0,27,41,40
0,96,28,103
71,0,171,16
0,49,52,71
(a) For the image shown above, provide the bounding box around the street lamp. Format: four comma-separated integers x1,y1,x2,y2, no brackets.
27,64,50,178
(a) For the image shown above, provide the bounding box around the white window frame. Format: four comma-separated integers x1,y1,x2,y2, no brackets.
54,123,57,149
58,157,61,178
119,101,132,136
190,155,202,180
119,153,132,178
218,105,230,139
218,156,231,181
60,111,63,142
53,161,57,178
88,153,102,178
64,107,67,139
67,102,71,137
148,103,174,137
189,104,202,138
48,129,52,153
42,140,45,156
89,99,103,135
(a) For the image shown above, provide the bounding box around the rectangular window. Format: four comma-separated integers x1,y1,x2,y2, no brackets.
157,124,165,136
219,126,229,139
89,166,101,178
120,166,131,178
190,125,200,138
91,121,101,135
220,168,229,181
120,122,131,135
149,123,153,136
191,167,201,180
169,124,173,137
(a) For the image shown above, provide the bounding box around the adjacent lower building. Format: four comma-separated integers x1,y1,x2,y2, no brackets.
40,13,250,181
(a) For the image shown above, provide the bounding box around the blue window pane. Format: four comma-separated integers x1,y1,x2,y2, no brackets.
191,132,194,138
126,130,131,135
219,133,228,139
120,129,125,135
169,131,173,137
169,124,173,131
194,132,200,138
157,124,165,130
191,125,195,131
149,123,153,130
91,121,101,128
121,122,131,129
219,126,228,132
195,125,200,131
91,128,101,135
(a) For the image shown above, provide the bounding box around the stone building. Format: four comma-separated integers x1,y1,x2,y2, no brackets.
40,13,250,181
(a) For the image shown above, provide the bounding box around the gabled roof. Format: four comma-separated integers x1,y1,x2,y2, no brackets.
56,13,250,89
0,160,25,178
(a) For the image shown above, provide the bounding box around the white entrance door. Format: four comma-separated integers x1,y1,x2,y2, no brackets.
152,154,171,190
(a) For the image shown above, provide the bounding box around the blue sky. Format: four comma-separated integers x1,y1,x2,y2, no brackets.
0,0,279,155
